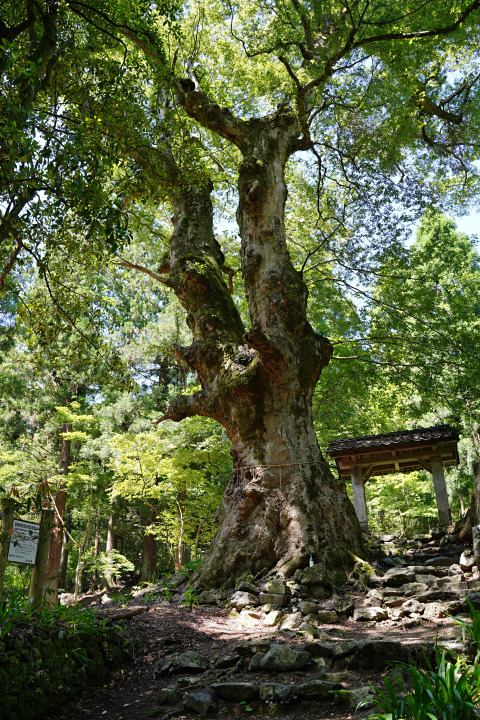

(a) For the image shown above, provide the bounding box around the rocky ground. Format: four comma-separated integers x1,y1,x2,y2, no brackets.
52,532,480,720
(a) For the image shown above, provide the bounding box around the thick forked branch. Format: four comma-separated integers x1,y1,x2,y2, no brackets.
173,83,248,149
153,144,247,423
176,84,331,381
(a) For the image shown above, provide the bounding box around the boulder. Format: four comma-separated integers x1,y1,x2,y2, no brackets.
214,654,238,670
259,683,293,703
423,602,448,619
211,682,259,702
236,581,260,595
157,685,181,706
183,692,217,717
424,556,455,567
383,568,415,587
401,598,425,615
303,641,335,658
263,610,283,627
264,579,291,595
460,551,476,572
258,592,290,607
301,563,329,586
279,611,303,631
259,644,311,671
230,591,258,610
309,584,330,599
234,640,271,658
339,686,376,711
172,651,209,674
197,590,223,605
317,610,338,623
353,606,388,622
357,641,404,670
299,600,318,615
297,679,342,699
333,641,360,659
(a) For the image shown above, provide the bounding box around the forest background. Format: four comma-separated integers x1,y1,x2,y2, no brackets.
2,0,480,597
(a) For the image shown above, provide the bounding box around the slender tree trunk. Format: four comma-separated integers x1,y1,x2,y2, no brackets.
0,498,15,596
45,424,71,605
140,534,156,582
29,510,54,607
59,511,71,590
106,504,118,552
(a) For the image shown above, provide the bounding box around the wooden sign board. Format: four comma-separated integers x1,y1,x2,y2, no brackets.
7,519,40,565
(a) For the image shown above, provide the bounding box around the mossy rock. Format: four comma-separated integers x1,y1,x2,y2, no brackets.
0,625,128,720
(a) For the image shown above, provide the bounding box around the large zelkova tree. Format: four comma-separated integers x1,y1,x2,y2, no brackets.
3,0,480,587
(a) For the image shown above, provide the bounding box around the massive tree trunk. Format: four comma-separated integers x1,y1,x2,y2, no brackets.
155,89,362,589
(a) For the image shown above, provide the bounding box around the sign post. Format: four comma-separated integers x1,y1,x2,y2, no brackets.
7,519,40,566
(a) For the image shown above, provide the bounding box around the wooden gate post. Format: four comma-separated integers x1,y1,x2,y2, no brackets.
351,466,369,533
0,498,15,596
28,509,54,607
430,456,451,528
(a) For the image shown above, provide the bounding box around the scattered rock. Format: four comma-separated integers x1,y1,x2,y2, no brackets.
401,598,425,615
316,610,338,623
214,654,238,670
424,556,455,567
259,683,293,702
236,581,260,595
230,591,258,610
460,551,476,572
297,679,342,699
357,641,404,670
259,592,290,607
234,640,271,658
263,610,283,626
299,600,317,615
197,590,223,605
157,685,181,706
264,579,292,595
259,644,311,671
339,685,376,710
211,682,259,702
279,611,303,631
423,602,448,619
183,691,217,717
353,606,388,622
383,568,415,587
172,651,209,674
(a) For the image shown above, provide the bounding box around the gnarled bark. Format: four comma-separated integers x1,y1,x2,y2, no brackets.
155,89,362,589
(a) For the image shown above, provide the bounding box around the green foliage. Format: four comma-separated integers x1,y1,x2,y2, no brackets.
364,471,438,536
108,416,230,554
180,587,199,610
0,590,107,640
364,648,480,719
86,549,135,581
454,602,480,654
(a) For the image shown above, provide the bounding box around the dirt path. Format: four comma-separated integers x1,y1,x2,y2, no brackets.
52,597,463,720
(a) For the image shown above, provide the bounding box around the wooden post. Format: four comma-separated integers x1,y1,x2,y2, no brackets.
430,456,451,527
0,498,15,596
28,510,54,607
351,466,368,532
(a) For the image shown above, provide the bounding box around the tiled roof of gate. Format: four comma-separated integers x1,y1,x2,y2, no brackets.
326,425,459,455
